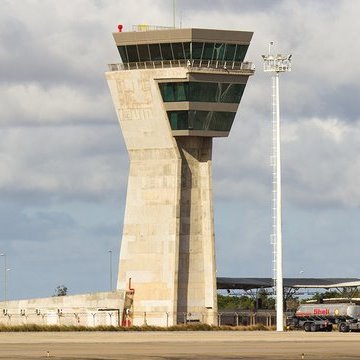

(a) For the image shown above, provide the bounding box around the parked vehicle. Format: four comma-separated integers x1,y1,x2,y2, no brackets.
289,303,360,332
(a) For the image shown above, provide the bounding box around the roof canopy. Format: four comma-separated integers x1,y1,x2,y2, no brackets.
217,277,360,291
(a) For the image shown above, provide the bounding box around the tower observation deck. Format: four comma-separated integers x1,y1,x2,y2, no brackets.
106,27,254,326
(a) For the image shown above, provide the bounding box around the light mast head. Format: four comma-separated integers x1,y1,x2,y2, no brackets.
262,42,291,73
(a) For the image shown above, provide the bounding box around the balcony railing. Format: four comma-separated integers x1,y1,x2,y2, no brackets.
132,24,175,32
107,59,255,74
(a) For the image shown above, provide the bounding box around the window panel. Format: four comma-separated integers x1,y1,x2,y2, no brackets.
160,43,173,60
203,43,215,60
137,44,150,61
174,82,188,101
167,111,236,131
171,43,185,60
149,44,162,61
159,83,189,101
192,111,205,130
213,43,225,61
219,83,245,103
189,82,218,102
168,111,188,130
183,42,191,59
160,82,245,104
224,44,236,61
191,42,204,59
117,46,129,63
209,112,235,131
126,45,139,62
234,45,249,62
160,83,175,101
124,42,247,63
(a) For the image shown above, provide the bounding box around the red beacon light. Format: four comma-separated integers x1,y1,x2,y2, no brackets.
118,24,123,32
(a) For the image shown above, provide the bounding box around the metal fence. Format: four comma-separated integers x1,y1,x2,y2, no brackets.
132,25,175,32
107,59,255,73
131,310,277,327
0,310,279,327
0,310,120,327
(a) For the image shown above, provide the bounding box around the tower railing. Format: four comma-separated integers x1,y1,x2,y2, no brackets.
132,24,175,32
107,59,255,73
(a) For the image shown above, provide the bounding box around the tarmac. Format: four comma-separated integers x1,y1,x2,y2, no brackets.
1,331,360,359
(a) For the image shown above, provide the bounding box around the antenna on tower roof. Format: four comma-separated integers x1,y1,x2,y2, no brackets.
173,0,176,28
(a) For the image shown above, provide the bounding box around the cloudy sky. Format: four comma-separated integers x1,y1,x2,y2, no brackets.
1,0,360,300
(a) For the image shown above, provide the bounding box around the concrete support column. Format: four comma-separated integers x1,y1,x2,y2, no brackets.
176,137,217,325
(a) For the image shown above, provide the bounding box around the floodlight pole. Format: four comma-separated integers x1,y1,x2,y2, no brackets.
262,43,291,332
273,70,283,332
0,253,7,303
108,250,113,291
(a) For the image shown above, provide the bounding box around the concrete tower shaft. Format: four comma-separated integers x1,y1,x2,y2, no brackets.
106,28,254,326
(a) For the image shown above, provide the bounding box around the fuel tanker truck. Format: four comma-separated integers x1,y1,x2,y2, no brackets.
289,303,360,332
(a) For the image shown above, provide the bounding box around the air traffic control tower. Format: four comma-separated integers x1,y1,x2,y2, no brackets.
106,27,254,326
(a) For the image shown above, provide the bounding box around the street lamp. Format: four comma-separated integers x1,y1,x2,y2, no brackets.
262,42,292,332
108,250,113,291
0,253,8,303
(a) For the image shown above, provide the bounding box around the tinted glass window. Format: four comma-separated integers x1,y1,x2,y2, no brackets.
159,82,245,103
234,45,249,62
160,83,175,101
219,83,245,102
159,82,189,102
168,111,188,130
183,42,191,59
137,44,150,61
117,46,129,63
203,43,215,60
160,43,173,60
149,44,162,61
209,111,236,131
224,44,236,61
171,43,185,60
213,43,225,61
126,45,139,62
167,111,235,131
189,82,218,102
191,42,204,59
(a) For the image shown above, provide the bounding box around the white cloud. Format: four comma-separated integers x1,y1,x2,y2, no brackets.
0,83,114,125
283,117,360,208
0,125,128,200
1,0,360,297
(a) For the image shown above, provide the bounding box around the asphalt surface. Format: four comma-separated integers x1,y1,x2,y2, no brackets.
1,331,360,359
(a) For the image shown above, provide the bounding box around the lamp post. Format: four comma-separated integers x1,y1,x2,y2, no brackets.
0,253,7,303
262,42,292,332
108,250,113,291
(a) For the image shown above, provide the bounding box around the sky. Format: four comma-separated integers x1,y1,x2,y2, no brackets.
1,0,360,300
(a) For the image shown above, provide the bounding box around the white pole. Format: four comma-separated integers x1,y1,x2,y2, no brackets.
4,255,7,304
173,0,176,28
0,253,7,303
274,72,284,332
109,250,113,291
263,44,291,333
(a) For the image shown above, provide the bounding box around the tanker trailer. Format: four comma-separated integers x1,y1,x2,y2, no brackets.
290,303,360,332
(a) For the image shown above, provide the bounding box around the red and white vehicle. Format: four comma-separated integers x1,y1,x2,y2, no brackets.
289,303,360,332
